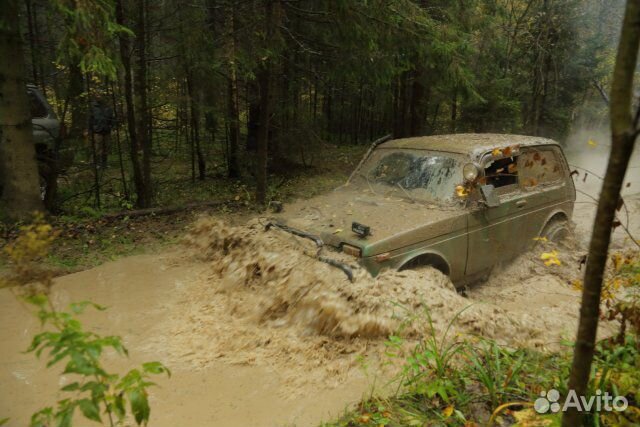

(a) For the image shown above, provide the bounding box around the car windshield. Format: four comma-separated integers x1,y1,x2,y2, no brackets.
356,149,463,203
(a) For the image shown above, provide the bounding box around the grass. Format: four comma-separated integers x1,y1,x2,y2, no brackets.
322,298,640,427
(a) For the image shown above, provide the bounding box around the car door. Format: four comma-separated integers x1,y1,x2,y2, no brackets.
465,151,530,277
517,145,572,240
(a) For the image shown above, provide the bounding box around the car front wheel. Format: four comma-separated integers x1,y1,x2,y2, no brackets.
542,218,572,244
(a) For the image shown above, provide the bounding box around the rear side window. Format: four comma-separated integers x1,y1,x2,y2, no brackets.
29,91,48,118
519,149,563,188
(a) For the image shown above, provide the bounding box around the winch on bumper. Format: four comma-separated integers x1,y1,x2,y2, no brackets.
264,221,360,281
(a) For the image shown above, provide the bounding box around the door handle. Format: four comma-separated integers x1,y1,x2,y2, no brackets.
516,200,527,208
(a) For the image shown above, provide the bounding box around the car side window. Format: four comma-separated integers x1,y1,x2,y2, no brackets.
29,91,48,118
519,148,563,189
483,156,518,190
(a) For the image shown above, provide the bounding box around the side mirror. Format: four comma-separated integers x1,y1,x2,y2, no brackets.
479,184,501,208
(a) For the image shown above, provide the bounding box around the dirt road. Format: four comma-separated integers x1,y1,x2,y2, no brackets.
1,141,638,426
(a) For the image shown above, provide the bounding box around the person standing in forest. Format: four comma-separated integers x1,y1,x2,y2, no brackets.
89,98,116,168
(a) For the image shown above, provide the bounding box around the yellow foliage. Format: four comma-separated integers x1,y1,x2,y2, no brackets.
2,214,59,288
602,252,639,301
571,251,639,303
571,252,640,302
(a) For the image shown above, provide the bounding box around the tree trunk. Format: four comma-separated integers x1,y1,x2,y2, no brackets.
527,0,552,136
110,81,129,200
225,2,241,178
86,75,101,208
562,1,640,425
324,85,332,139
0,0,44,220
409,68,426,137
133,0,153,207
67,64,86,140
255,0,279,205
25,0,40,88
246,84,260,152
115,0,147,209
255,64,271,206
186,73,206,181
450,88,458,133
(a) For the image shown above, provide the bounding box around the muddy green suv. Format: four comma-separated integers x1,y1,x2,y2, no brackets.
272,134,575,285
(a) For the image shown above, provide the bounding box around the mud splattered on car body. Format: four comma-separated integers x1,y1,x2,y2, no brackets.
274,134,576,285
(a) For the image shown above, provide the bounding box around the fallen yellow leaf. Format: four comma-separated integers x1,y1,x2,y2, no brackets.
571,279,583,291
333,228,343,234
540,250,561,266
512,408,552,426
588,139,598,147
358,413,371,423
443,405,454,418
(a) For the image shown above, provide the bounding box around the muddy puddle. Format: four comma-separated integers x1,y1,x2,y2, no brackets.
0,254,370,427
1,165,639,426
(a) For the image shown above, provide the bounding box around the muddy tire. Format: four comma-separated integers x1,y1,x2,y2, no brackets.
541,219,572,245
410,265,457,292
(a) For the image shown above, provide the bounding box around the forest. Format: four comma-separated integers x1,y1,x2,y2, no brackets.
1,1,640,427
0,0,625,217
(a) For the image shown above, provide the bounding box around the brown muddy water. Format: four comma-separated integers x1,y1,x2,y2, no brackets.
1,187,638,426
0,255,368,427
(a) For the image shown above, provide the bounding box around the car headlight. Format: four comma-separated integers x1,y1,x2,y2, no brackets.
342,244,361,258
463,163,481,182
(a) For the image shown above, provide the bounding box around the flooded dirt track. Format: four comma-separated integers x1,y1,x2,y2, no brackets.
1,165,638,426
0,255,368,427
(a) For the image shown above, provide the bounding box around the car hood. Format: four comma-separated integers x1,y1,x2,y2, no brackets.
274,184,466,256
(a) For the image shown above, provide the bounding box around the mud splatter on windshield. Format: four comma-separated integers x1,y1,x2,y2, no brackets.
358,149,463,203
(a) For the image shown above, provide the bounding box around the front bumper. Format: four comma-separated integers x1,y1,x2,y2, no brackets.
264,221,357,281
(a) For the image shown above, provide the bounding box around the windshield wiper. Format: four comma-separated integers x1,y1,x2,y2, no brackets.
396,182,416,204
355,172,379,196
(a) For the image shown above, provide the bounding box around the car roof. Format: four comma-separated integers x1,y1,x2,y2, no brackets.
379,133,560,159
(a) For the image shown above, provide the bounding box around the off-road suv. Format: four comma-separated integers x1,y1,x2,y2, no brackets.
28,84,60,150
270,134,575,285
